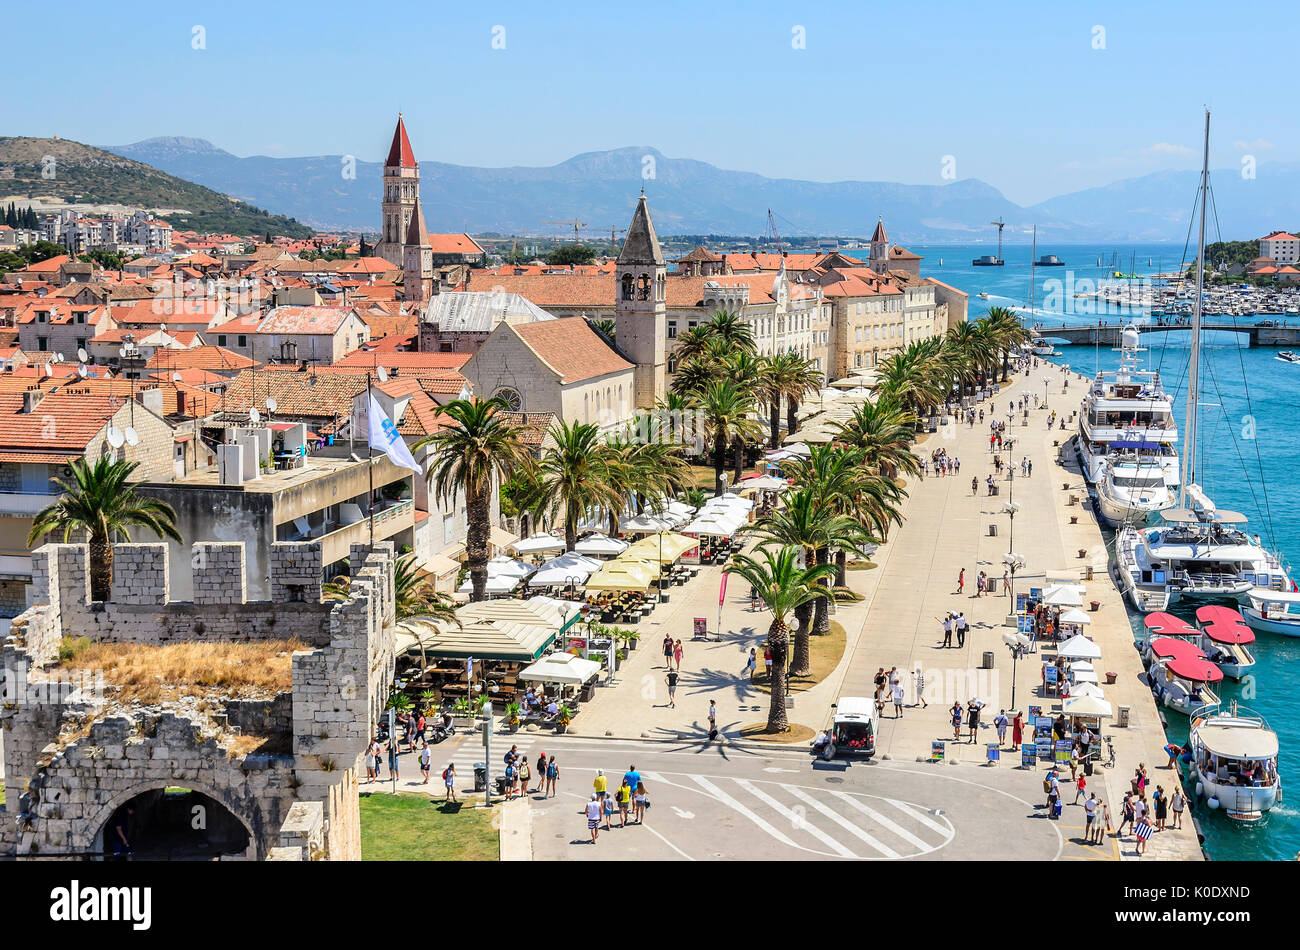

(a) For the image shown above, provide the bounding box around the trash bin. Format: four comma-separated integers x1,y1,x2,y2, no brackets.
473,762,487,792
988,523,998,537
982,650,995,670
1117,705,1131,728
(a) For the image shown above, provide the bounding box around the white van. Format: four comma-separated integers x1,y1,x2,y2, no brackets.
829,696,878,758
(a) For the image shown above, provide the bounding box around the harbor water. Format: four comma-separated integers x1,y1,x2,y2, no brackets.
926,243,1300,860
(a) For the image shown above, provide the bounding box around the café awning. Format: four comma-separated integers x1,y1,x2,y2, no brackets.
527,552,603,587
518,652,602,686
1063,694,1113,718
622,532,698,564
1057,634,1102,660
512,532,567,555
395,598,580,662
584,559,657,592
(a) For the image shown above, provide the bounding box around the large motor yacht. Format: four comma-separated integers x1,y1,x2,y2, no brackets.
1095,454,1174,527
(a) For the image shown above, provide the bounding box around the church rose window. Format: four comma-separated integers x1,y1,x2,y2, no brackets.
493,387,523,412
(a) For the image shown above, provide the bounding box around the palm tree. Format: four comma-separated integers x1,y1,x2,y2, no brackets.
587,317,616,342
697,380,762,494
673,325,716,364
945,322,992,396
757,355,785,448
747,488,865,674
726,545,837,733
830,399,920,479
534,420,620,551
983,306,1030,381
669,357,716,398
724,350,766,480
875,340,946,418
28,456,182,601
418,397,530,601
771,351,822,438
702,309,757,354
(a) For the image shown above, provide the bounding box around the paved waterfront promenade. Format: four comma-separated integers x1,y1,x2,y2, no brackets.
570,361,1203,860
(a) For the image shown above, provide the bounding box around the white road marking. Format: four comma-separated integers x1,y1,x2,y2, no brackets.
780,785,900,858
830,791,938,853
686,775,803,849
671,806,694,819
886,797,956,839
763,767,800,773
734,779,857,858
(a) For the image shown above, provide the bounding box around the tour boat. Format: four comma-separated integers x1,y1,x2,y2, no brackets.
977,291,990,299
1076,325,1179,490
1194,605,1256,680
1031,340,1056,357
1276,350,1300,364
1188,702,1281,821
1138,614,1199,662
1095,455,1174,527
1241,587,1300,636
1146,636,1222,715
1114,113,1290,612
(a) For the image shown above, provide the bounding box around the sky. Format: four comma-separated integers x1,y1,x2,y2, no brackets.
8,0,1298,206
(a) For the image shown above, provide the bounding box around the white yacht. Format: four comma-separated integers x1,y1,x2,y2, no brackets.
1095,454,1174,527
1031,340,1056,357
1241,587,1300,637
1075,326,1179,490
1188,703,1281,821
1114,112,1291,613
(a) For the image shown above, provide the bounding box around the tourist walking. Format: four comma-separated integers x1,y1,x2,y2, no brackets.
366,738,380,784
1154,786,1168,831
633,782,648,824
956,613,967,648
545,757,558,798
1002,570,1010,596
1117,792,1134,836
950,701,963,742
966,699,982,743
1011,710,1024,750
941,614,953,648
615,778,632,828
975,570,985,597
1134,814,1153,855
994,709,1009,746
1084,793,1099,841
891,681,905,718
673,639,684,671
442,763,457,803
593,768,607,803
601,784,615,830
1171,787,1185,829
419,743,431,784
387,739,400,782
744,648,757,679
1074,771,1087,804
957,568,965,594
585,795,602,844
665,668,679,708
913,667,928,708
662,634,675,670
764,648,773,677
707,700,718,739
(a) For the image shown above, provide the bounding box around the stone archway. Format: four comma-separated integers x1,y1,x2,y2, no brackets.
88,781,258,861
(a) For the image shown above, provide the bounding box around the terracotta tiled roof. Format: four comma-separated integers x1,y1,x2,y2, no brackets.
219,369,366,426
0,391,120,452
334,349,469,370
675,246,724,263
1261,231,1299,242
427,233,484,256
256,305,356,335
510,317,632,384
145,345,259,372
51,378,219,417
386,115,417,168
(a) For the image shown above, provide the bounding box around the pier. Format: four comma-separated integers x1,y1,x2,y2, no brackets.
1033,322,1300,347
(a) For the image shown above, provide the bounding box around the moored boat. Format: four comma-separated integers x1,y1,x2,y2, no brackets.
1242,587,1300,636
1194,605,1256,680
1095,455,1174,527
1188,702,1281,821
1146,636,1222,715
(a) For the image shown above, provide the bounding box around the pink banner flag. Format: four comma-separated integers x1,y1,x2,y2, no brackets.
719,572,729,606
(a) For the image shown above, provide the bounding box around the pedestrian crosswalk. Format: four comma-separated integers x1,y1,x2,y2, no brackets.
642,771,955,860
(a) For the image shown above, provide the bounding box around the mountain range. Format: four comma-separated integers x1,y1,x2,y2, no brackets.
95,137,1300,244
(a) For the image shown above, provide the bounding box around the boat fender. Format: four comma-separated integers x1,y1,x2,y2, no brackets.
1195,782,1203,797
1191,718,1203,728
1207,796,1220,810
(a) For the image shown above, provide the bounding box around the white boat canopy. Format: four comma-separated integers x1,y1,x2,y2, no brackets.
518,652,603,686
1195,720,1279,759
1058,634,1103,660
1160,507,1249,525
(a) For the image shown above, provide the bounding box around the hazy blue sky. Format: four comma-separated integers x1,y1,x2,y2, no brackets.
9,0,1294,205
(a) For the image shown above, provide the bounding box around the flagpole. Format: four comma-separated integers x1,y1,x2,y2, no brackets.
367,371,375,545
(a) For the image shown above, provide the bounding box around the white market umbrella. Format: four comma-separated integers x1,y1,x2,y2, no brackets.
457,573,521,595
619,513,672,534
575,533,630,557
713,492,755,510
740,476,789,491
1058,633,1102,660
518,652,602,686
485,554,536,579
1072,681,1106,699
683,514,744,537
1062,694,1113,718
1042,585,1084,607
1059,608,1092,625
527,552,602,587
512,532,566,555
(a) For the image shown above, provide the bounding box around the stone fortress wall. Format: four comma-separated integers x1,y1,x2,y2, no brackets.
0,538,396,861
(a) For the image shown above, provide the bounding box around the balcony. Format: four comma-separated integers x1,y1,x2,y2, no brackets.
308,499,415,566
0,553,33,578
0,491,56,518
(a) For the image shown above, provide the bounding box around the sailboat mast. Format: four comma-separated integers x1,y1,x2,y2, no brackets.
1029,226,1036,314
1182,108,1210,507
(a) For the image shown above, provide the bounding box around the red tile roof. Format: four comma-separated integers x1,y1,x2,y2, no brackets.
145,345,259,372
386,115,417,168
0,391,121,452
510,317,632,384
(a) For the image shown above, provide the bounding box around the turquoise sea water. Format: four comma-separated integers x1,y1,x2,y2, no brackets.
924,243,1300,861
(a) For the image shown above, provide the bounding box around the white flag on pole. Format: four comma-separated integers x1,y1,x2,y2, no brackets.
367,394,423,474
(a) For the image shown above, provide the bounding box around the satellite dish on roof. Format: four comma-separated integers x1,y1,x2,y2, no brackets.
77,348,88,363
172,372,182,382
376,366,388,382
77,365,88,379
55,353,65,363
124,427,139,446
106,425,124,448
249,406,261,424
118,347,128,358
266,397,278,413
159,323,166,333
43,363,54,377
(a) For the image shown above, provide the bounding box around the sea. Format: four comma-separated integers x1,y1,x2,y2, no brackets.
918,243,1300,861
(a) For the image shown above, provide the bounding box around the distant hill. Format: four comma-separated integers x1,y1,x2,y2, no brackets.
0,137,314,238
104,137,1300,244
105,139,1074,241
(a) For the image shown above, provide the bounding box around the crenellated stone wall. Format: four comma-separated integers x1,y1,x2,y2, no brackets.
0,538,396,861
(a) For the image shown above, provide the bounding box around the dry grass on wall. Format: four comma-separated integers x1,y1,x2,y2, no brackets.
58,638,308,704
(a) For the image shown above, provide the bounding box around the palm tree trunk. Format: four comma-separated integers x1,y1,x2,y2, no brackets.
813,546,831,637
731,436,745,484
790,600,813,678
1001,347,1010,382
564,511,577,553
89,532,113,602
713,432,727,495
765,620,790,732
466,490,490,602
786,395,798,436
835,548,847,588
769,400,780,449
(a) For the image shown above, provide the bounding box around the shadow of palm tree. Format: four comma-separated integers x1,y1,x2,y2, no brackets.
678,666,761,703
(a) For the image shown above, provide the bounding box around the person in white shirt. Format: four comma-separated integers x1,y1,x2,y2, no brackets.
1083,793,1099,842
585,794,603,844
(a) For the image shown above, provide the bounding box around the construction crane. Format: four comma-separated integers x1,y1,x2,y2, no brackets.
541,217,588,243
766,209,783,254
990,217,1006,263
581,226,626,251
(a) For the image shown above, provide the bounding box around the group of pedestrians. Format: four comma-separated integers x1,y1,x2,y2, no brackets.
586,764,649,843
949,698,985,742
929,448,960,476
939,610,969,647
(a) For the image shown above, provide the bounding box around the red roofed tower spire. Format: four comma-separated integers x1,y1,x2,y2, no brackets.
386,113,417,168
377,114,421,268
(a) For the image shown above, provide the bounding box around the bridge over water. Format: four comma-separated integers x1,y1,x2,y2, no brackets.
1030,322,1300,347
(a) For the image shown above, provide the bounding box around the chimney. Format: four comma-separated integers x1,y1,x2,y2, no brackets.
21,388,45,413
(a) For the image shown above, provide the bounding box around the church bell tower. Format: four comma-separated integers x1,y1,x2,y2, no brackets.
614,194,667,409
376,114,419,267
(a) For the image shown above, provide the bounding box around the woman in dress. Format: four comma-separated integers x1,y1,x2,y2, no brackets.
1011,711,1024,750
1154,786,1168,831
673,639,684,672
